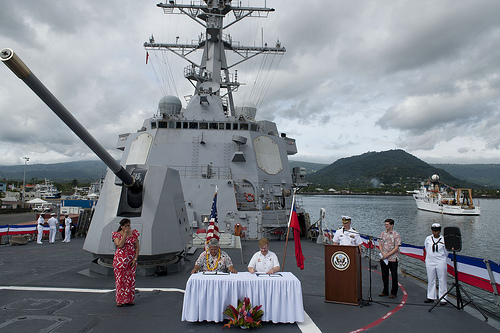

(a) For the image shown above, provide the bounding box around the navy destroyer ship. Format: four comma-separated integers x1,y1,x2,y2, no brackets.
1,0,308,274
1,2,499,331
140,0,308,239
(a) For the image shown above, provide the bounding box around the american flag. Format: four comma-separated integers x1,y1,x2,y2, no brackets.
206,189,219,244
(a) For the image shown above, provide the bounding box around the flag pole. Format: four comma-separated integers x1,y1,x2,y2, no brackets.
282,189,296,272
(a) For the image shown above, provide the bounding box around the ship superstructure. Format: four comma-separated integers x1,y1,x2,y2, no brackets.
131,0,306,239
0,0,307,275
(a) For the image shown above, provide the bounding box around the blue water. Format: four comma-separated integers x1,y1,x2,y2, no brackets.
299,194,499,262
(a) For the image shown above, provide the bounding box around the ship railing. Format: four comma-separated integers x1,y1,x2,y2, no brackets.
164,165,232,179
184,65,212,82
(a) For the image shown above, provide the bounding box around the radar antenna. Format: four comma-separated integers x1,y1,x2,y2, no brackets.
144,0,285,116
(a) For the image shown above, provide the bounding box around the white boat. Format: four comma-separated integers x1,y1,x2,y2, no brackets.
413,174,480,215
33,179,62,200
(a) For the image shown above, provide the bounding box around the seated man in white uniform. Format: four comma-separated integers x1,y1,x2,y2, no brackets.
248,238,280,274
332,216,362,251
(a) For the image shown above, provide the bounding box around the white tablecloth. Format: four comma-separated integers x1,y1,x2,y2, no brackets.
181,271,304,323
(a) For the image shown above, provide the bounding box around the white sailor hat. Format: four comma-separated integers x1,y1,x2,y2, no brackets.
431,223,441,228
51,213,56,216
342,216,352,222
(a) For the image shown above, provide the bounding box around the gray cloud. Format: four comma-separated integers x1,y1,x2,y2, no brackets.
2,0,500,166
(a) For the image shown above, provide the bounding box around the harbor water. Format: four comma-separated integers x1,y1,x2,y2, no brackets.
299,194,500,317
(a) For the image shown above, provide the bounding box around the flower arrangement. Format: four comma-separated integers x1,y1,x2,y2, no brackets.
223,297,264,329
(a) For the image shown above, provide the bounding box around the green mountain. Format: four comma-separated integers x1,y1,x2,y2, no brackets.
289,160,328,174
432,164,500,188
306,149,479,189
2,151,498,190
0,160,107,183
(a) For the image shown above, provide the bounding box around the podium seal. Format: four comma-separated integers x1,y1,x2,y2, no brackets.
331,251,350,271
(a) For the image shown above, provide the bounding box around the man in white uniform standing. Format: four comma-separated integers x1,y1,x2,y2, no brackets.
37,214,45,244
424,223,449,305
63,214,72,243
248,238,280,274
332,216,362,250
47,213,58,244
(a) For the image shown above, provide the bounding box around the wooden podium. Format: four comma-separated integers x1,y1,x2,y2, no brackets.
325,244,362,305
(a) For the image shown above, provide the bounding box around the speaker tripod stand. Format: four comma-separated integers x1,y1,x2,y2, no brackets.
428,250,488,321
359,236,388,308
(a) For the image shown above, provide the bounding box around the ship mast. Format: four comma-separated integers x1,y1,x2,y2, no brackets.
144,0,285,116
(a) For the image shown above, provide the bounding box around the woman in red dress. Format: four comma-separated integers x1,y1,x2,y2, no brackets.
112,218,140,307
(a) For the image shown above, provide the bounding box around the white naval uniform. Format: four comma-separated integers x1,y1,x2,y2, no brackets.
248,250,280,273
63,217,72,242
332,227,362,246
425,235,449,300
37,216,45,244
47,216,58,243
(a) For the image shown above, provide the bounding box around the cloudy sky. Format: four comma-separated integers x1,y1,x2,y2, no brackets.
1,0,500,167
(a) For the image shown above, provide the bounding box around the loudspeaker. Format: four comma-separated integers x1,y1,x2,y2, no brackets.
444,226,462,252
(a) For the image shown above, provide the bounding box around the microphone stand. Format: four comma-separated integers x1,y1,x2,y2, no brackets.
359,233,388,307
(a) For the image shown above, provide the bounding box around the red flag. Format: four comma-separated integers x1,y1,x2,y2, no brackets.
290,201,305,270
146,51,149,64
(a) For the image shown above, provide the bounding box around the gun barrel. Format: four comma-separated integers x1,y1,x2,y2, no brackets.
1,48,140,191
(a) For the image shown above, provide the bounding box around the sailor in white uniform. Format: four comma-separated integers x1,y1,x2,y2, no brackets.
424,223,449,305
47,213,58,244
333,216,362,250
63,214,72,243
37,214,45,244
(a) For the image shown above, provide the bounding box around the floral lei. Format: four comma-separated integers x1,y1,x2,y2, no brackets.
206,248,221,271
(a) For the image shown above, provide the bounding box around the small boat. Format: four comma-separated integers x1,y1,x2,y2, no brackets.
25,179,62,200
413,174,480,215
38,179,62,199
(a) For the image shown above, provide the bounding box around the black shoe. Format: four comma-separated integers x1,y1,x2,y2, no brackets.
424,298,434,303
440,301,447,306
378,293,388,297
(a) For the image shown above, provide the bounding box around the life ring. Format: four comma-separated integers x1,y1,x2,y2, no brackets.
245,193,254,202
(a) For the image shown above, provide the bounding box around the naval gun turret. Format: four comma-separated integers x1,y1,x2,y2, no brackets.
1,48,191,275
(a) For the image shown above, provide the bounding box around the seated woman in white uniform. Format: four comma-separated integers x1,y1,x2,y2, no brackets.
248,238,280,274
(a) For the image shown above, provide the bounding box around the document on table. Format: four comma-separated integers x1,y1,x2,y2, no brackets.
202,271,230,275
256,273,282,277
